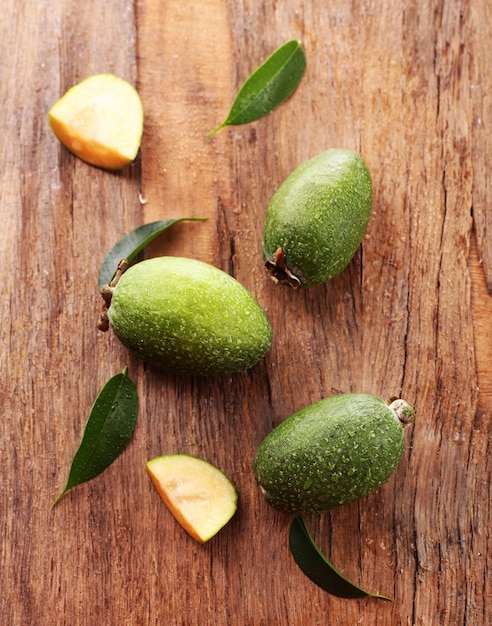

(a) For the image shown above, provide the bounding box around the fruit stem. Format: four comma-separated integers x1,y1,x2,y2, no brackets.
264,247,301,289
388,398,416,426
98,258,129,331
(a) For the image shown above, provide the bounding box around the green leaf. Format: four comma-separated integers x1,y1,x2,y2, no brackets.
207,40,306,135
52,367,138,507
289,516,392,601
98,218,207,290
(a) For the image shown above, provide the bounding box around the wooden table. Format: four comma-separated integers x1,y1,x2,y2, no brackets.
2,1,490,624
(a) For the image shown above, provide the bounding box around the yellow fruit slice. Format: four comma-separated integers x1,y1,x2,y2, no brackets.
146,454,238,543
48,73,143,170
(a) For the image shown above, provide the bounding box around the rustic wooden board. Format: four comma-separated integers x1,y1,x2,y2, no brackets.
1,1,490,624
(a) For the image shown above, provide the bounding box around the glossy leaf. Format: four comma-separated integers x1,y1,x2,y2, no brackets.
289,516,392,601
98,218,207,290
207,40,306,135
52,367,138,507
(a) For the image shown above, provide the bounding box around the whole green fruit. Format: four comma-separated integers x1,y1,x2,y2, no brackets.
262,148,373,288
106,257,273,376
253,393,415,514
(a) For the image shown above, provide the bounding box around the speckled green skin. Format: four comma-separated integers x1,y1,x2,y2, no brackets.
262,149,373,287
253,393,406,513
108,257,272,376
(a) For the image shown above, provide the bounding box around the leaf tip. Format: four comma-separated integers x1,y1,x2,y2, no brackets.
51,489,67,509
205,122,226,137
368,588,393,602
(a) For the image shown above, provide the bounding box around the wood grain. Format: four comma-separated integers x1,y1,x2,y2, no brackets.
470,0,492,294
1,1,490,625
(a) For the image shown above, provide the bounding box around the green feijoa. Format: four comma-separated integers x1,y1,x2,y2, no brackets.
106,257,273,376
253,393,415,514
262,148,373,288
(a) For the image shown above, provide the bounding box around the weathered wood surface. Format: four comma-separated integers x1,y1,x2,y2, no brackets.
1,1,490,624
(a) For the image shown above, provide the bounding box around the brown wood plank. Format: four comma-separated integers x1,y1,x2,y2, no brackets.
1,1,490,625
471,1,492,294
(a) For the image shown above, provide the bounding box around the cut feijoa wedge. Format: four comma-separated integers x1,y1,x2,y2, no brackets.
146,454,238,543
48,73,143,170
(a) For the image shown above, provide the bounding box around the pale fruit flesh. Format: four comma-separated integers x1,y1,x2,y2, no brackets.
146,454,238,543
48,73,143,170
